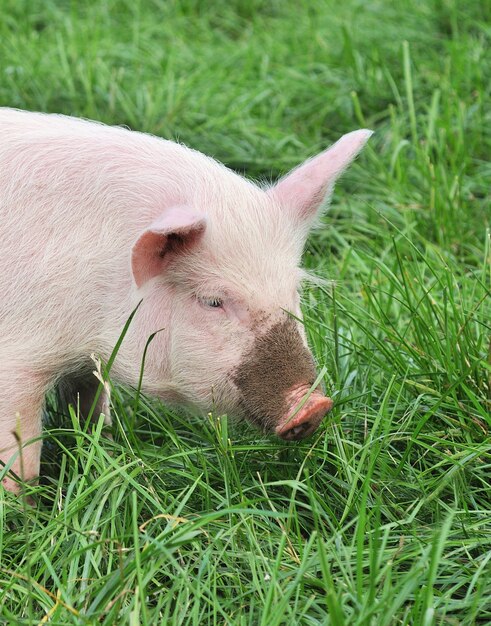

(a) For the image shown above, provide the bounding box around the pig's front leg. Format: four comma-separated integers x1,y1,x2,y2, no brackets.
0,383,45,493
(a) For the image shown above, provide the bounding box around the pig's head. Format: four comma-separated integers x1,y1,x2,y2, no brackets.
130,130,372,440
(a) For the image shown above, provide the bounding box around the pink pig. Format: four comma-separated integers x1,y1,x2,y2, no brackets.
0,108,371,492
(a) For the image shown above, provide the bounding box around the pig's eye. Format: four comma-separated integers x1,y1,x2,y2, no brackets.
198,296,223,309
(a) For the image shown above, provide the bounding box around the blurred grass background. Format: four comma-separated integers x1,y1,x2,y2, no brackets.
0,0,490,624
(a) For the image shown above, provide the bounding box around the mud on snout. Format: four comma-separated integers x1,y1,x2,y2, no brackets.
232,317,333,440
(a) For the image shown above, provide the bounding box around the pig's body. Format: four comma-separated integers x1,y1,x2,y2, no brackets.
0,108,371,492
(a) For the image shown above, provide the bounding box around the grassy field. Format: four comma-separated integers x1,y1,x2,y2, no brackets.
1,0,490,624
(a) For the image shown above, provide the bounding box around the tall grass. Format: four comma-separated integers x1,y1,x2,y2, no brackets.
0,0,490,623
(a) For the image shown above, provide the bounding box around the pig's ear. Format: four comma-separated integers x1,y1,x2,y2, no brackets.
268,129,373,223
131,206,206,288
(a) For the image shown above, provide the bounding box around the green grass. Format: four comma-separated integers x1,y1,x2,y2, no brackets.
1,0,490,623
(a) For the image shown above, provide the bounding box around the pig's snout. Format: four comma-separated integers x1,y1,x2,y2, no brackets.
276,386,333,441
233,317,333,438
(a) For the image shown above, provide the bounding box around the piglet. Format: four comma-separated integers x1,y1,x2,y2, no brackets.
0,108,371,492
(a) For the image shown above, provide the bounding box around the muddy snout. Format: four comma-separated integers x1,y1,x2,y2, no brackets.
233,316,333,439
275,386,333,441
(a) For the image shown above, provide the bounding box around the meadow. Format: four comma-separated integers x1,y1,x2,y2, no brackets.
0,0,490,624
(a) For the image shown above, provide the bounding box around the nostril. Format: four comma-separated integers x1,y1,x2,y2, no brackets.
292,422,311,438
276,392,333,441
283,421,313,440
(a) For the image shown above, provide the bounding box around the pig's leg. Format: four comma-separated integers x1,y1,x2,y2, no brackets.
57,373,112,428
0,384,45,493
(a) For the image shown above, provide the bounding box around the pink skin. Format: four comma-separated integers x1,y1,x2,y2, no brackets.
0,109,372,493
276,386,334,441
0,378,44,492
